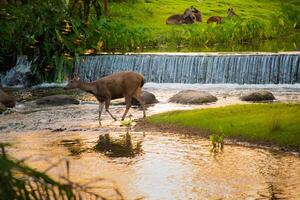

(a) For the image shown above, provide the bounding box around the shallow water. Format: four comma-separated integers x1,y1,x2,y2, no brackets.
1,84,300,199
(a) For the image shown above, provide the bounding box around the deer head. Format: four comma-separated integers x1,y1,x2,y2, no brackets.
183,7,196,22
227,8,237,17
64,73,81,90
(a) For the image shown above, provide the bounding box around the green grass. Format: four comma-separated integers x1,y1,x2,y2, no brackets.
147,103,300,149
104,0,300,51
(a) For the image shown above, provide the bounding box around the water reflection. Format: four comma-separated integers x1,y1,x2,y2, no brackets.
1,131,299,199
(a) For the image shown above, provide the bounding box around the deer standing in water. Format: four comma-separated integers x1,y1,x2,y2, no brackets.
64,71,146,126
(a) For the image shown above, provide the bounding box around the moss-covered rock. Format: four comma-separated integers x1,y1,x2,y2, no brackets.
36,95,80,106
132,91,159,105
0,102,6,113
0,88,16,107
241,91,275,102
169,90,217,104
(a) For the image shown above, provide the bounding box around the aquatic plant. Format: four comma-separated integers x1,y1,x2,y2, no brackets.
59,139,87,156
0,143,125,200
209,132,224,153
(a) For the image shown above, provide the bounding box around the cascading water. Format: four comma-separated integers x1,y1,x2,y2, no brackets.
0,56,33,87
75,53,300,84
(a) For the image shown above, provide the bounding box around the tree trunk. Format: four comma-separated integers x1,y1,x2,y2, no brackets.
0,0,8,5
103,0,108,16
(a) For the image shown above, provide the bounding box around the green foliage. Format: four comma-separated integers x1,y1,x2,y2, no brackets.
148,103,300,149
0,1,154,82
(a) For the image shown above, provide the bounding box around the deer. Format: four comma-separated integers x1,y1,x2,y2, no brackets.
64,71,146,126
166,6,202,25
207,8,237,24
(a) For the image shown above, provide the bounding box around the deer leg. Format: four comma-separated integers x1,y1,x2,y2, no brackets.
121,96,132,121
133,87,146,118
98,102,104,126
133,95,146,119
105,99,117,121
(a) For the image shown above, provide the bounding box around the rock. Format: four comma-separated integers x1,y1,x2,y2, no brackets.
169,90,218,104
36,95,80,106
1,56,33,87
0,102,6,113
132,91,159,105
240,91,275,102
0,88,16,107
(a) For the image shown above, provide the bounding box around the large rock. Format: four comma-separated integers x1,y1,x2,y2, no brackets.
240,91,275,102
0,102,6,114
169,90,218,104
132,91,159,105
36,95,80,106
0,87,16,107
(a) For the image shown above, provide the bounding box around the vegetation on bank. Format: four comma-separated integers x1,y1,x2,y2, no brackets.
109,0,300,51
147,103,300,150
0,0,299,83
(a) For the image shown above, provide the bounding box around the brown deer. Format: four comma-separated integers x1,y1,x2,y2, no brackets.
207,16,222,24
166,7,201,25
207,8,237,24
64,71,146,126
189,6,202,22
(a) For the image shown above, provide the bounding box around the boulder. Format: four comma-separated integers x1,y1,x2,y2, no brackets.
0,88,16,107
0,102,6,114
240,91,275,102
169,90,218,104
132,91,159,105
36,95,80,106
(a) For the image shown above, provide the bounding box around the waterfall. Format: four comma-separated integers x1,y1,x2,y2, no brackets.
75,53,300,84
1,56,32,87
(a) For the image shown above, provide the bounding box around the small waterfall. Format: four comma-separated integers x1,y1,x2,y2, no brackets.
75,53,300,84
1,56,33,87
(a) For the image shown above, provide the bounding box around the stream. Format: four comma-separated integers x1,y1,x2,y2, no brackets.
0,83,300,199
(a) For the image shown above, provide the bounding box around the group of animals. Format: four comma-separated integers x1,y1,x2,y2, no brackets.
166,6,237,25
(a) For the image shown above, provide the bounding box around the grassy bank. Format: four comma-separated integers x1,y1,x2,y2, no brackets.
106,0,300,51
147,103,300,150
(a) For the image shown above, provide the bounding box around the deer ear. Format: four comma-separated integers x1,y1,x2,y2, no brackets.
72,73,80,80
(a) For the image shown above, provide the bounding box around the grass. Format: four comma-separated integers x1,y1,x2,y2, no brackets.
147,103,300,150
105,0,300,51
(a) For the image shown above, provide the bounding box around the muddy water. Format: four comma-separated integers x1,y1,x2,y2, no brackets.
1,84,300,199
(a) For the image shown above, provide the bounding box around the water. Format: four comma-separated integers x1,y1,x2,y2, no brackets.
0,84,300,199
0,56,32,87
75,53,300,84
